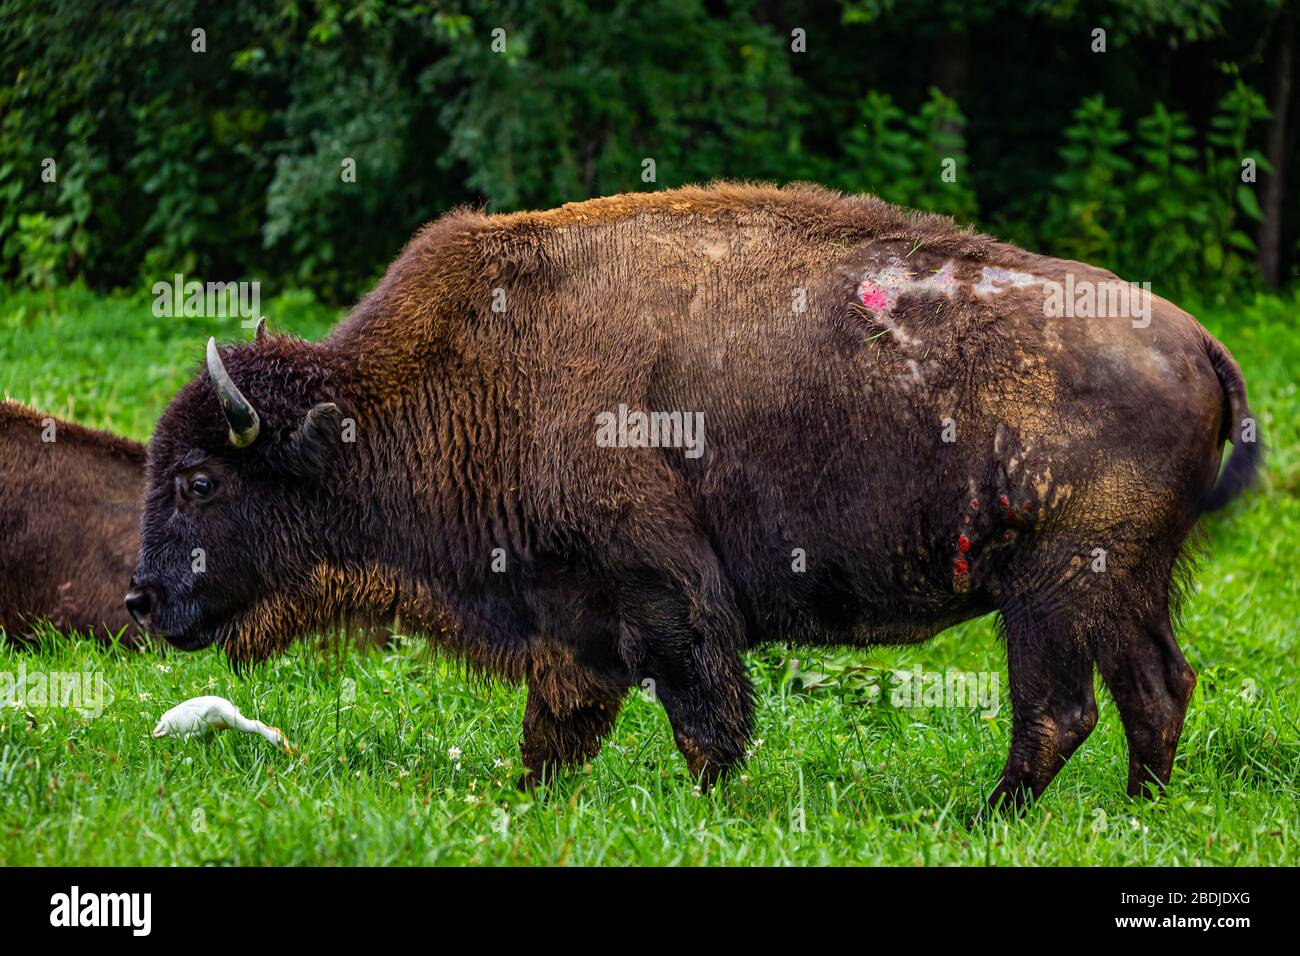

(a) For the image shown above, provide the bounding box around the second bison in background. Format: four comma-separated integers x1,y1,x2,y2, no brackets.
0,401,146,646
128,183,1258,807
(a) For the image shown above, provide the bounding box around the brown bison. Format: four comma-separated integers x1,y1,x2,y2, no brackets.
128,183,1258,806
1,401,146,646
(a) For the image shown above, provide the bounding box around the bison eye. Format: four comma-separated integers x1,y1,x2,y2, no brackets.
187,474,216,499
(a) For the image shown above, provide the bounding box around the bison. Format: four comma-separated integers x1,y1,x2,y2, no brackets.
1,401,147,646
127,183,1258,807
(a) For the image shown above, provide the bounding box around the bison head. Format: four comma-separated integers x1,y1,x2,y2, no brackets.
126,326,355,664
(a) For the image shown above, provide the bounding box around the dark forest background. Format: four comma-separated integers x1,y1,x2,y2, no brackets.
2,0,1297,305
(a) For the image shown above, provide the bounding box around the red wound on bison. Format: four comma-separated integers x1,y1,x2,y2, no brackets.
957,534,970,553
970,498,979,510
999,495,1009,507
859,282,890,312
952,556,970,593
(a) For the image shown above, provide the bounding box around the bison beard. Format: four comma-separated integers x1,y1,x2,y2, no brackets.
132,183,1259,807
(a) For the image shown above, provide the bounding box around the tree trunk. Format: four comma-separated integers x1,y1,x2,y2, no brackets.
933,21,969,104
1259,8,1294,289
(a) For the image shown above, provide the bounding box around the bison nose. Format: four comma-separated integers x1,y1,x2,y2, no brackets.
124,587,154,626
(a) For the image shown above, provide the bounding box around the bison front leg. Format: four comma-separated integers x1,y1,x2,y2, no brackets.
988,599,1099,812
618,578,755,789
605,510,755,788
642,641,754,789
518,682,627,790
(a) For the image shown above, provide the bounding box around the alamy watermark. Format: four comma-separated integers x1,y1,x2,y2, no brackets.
0,662,112,718
1043,275,1152,328
890,665,1000,716
152,274,262,328
50,886,151,936
595,404,706,459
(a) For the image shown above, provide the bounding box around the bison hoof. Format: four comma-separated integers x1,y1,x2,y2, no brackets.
516,765,560,792
985,781,1035,816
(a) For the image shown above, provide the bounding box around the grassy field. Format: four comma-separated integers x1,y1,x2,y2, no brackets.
1,284,1297,865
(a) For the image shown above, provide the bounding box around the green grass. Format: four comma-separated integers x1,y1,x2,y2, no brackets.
1,284,1297,865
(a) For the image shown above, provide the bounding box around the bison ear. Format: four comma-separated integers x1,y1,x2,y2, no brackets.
280,402,344,476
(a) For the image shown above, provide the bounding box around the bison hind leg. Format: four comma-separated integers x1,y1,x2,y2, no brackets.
1096,600,1197,798
988,590,1100,813
990,542,1198,809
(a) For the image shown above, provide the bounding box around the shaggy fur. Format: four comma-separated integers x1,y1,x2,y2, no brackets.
131,182,1259,804
0,401,146,646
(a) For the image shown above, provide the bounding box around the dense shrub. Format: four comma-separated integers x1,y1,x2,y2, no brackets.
0,0,1291,303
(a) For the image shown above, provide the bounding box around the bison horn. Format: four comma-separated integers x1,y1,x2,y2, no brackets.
253,317,268,344
206,337,261,448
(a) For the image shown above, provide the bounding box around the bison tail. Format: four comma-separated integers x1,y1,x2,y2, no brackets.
1200,332,1262,512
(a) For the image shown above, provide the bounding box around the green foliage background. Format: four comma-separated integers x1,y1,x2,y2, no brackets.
2,0,1295,303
